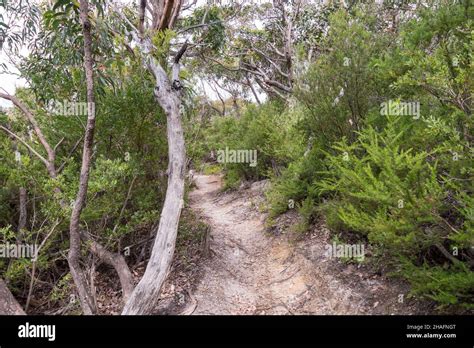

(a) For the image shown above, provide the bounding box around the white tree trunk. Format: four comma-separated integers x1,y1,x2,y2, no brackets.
122,60,186,314
0,279,25,315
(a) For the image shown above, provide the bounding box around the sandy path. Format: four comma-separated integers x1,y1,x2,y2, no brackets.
188,174,376,315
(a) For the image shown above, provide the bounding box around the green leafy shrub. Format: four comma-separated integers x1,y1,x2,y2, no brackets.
401,260,474,309
315,115,473,308
204,102,304,189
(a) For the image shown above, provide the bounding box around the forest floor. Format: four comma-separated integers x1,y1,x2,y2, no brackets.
184,174,435,315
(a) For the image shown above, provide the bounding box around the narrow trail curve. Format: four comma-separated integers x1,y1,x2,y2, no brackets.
188,174,381,315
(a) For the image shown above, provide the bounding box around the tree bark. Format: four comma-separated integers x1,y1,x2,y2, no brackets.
0,279,25,315
18,188,27,230
17,187,27,241
68,0,98,314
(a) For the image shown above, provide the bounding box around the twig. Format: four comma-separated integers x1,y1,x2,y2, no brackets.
112,175,137,235
269,267,300,285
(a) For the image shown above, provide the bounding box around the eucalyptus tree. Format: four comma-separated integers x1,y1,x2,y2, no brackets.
1,0,135,314
68,0,103,315
109,0,216,315
195,0,338,103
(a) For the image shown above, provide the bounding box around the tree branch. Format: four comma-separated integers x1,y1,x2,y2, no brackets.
0,125,49,167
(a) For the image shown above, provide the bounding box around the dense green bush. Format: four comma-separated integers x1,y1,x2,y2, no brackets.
266,2,473,308
267,7,389,217
202,102,304,189
315,115,472,307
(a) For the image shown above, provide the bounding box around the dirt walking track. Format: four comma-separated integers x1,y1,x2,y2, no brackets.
186,174,424,315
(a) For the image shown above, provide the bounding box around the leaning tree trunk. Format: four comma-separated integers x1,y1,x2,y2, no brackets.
122,60,186,314
0,279,25,315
